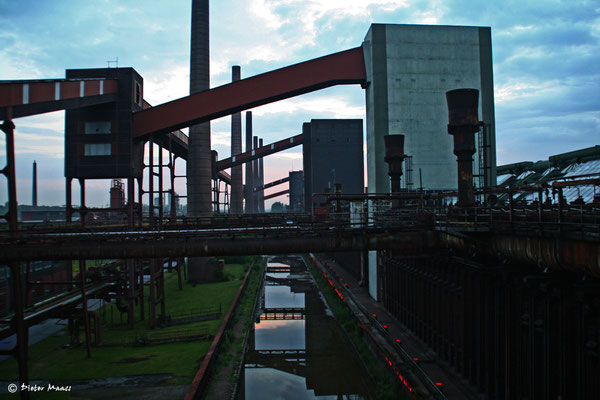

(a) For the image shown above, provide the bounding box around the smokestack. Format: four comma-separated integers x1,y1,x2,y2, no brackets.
259,138,264,213
383,135,407,208
446,89,480,207
253,136,259,213
188,0,211,217
244,111,254,213
230,66,243,214
32,160,37,207
188,0,211,284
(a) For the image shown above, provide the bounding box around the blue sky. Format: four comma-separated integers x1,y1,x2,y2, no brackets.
0,0,598,207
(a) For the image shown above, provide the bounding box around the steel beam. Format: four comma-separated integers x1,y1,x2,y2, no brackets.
132,47,366,137
0,230,434,262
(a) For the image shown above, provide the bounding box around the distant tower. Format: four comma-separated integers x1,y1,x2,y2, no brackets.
230,65,243,213
32,160,37,207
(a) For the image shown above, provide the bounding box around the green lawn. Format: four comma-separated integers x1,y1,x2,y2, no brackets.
0,258,254,392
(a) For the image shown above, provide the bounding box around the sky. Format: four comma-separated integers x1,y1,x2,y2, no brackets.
0,0,598,208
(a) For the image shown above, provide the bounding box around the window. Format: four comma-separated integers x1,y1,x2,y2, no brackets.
135,82,142,106
84,143,111,156
84,122,111,134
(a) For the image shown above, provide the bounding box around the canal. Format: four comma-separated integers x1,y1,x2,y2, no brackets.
239,255,372,399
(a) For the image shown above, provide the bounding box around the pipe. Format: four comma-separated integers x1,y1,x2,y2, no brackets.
230,66,243,214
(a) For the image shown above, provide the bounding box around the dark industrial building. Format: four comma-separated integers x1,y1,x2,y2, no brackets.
288,171,304,212
302,119,364,212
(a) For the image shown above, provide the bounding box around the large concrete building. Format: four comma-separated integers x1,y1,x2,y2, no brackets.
302,119,364,212
364,24,496,193
363,24,497,300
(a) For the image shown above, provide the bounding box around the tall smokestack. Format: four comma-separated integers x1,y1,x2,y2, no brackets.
230,66,243,214
188,0,211,217
32,160,37,207
253,136,259,213
245,111,254,213
188,0,211,283
259,138,264,213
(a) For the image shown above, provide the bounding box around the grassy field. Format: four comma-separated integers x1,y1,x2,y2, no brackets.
0,258,255,399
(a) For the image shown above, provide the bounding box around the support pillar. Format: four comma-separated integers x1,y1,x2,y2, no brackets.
66,177,72,224
79,259,92,358
79,178,86,226
253,136,259,213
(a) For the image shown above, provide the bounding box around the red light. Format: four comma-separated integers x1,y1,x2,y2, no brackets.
395,339,402,343
413,357,419,361
383,325,388,329
372,314,377,317
435,382,443,386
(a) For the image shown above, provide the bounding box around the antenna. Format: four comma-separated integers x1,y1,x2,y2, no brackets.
106,56,119,68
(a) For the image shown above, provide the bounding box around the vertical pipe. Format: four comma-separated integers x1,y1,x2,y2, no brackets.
79,178,86,227
158,143,164,227
66,177,72,224
149,141,155,227
1,115,18,233
10,263,29,399
138,261,145,321
188,0,212,217
32,161,37,207
259,138,264,213
253,136,259,213
79,259,91,358
245,112,254,213
230,66,243,213
127,177,134,229
137,176,143,227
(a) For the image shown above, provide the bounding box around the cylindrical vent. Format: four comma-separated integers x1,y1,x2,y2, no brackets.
384,135,405,161
446,88,479,127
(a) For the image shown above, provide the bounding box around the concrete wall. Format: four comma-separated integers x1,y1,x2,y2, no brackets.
364,24,496,193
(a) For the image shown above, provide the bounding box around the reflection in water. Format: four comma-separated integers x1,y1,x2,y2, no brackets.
240,256,369,399
264,285,305,308
255,320,306,350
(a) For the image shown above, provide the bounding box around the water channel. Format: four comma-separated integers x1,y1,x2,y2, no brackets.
239,255,371,399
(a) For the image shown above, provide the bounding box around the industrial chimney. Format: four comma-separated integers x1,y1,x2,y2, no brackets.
230,66,243,213
188,0,212,217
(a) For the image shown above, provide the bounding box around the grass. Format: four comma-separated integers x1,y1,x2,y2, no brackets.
0,258,254,396
304,255,406,400
204,256,266,399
